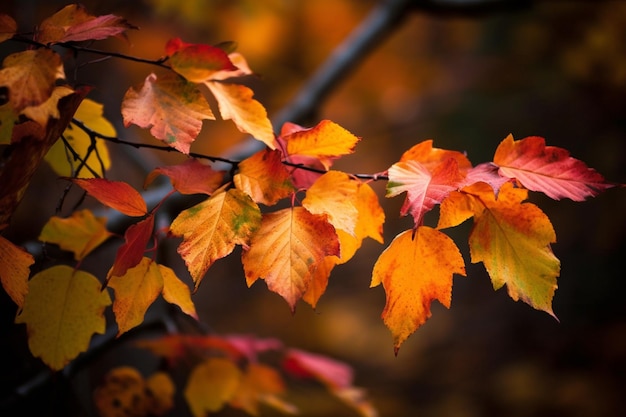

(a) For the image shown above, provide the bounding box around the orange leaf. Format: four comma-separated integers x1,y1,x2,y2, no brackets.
493,134,614,201
21,85,74,127
303,171,360,236
400,139,472,172
184,358,242,417
0,233,33,308
371,226,466,353
170,188,261,288
108,215,154,279
166,38,238,82
0,14,17,43
0,49,62,113
160,263,198,319
39,208,113,261
233,149,294,205
302,256,337,309
108,257,163,336
229,363,294,416
69,178,147,217
206,81,275,149
35,4,136,44
15,266,111,370
242,207,339,311
122,73,215,154
145,158,225,195
460,182,561,317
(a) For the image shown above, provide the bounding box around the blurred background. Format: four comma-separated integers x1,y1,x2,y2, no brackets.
1,0,625,416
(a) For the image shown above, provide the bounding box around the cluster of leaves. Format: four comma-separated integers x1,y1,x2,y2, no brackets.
0,4,620,416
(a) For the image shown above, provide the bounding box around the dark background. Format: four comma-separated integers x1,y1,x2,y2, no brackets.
1,1,625,416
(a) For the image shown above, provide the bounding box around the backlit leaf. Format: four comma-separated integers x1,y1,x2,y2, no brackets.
283,348,353,389
160,263,197,319
0,233,33,308
15,266,111,370
36,4,136,44
70,178,147,216
166,38,238,82
0,14,17,43
206,81,275,149
234,149,294,205
107,215,154,280
145,158,224,195
45,98,113,178
493,134,614,201
371,227,466,353
185,358,242,417
302,256,337,309
461,182,561,316
399,139,472,172
462,162,510,196
108,257,163,336
229,363,294,416
39,209,113,261
0,49,62,112
170,188,261,288
242,207,340,311
122,73,215,154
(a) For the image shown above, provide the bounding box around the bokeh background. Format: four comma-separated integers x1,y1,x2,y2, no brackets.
1,0,625,416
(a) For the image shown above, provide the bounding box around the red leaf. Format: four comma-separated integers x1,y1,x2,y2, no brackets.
108,215,155,280
283,348,353,389
166,38,238,82
145,159,225,195
69,178,147,217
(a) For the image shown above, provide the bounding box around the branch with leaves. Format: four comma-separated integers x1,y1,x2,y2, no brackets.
0,3,622,417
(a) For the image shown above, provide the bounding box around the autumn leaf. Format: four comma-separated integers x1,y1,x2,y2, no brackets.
229,363,296,416
170,188,262,288
387,157,465,227
46,98,113,178
15,265,111,370
166,38,238,83
93,367,174,417
0,233,33,308
145,158,224,195
0,49,62,113
302,256,337,309
447,181,561,317
242,207,340,311
107,215,154,280
493,134,614,201
21,85,74,127
69,178,147,216
462,162,510,196
160,263,198,319
0,14,17,43
122,73,215,154
371,226,466,353
108,257,163,335
185,358,242,417
39,209,113,261
233,149,294,205
135,334,243,365
399,139,473,172
36,4,136,44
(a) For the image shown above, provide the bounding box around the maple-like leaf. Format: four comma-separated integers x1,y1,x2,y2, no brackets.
15,265,111,370
39,209,113,261
170,188,261,288
108,257,164,336
122,73,215,154
46,98,113,178
160,263,198,319
69,178,147,217
107,215,154,280
303,171,360,236
36,4,136,44
0,233,33,308
166,38,238,83
0,14,17,43
93,367,174,417
387,157,465,227
145,158,225,195
371,226,466,353
242,207,340,311
442,181,561,317
233,149,294,205
494,134,614,201
229,363,296,416
185,358,242,417
0,49,62,113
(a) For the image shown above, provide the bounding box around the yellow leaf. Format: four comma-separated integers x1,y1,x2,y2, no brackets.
145,371,176,415
15,265,111,370
0,233,33,308
371,227,466,353
159,263,197,319
185,358,242,417
45,98,112,178
108,257,163,336
170,188,261,288
38,209,113,261
242,207,340,311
